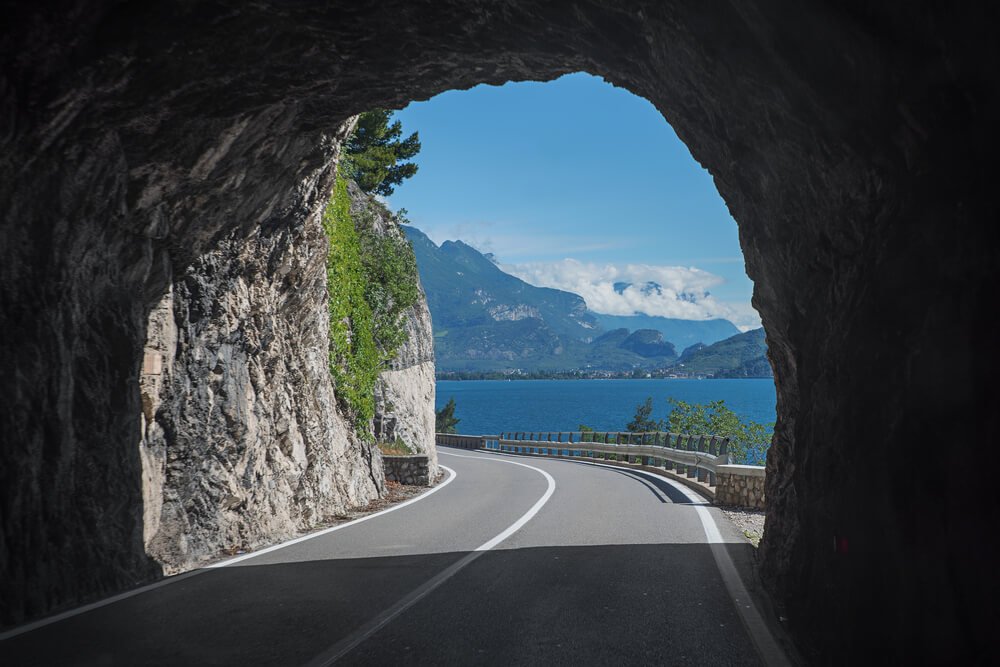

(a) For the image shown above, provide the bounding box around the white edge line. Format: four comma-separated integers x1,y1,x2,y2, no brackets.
209,465,458,568
464,448,792,667
307,451,556,666
0,466,458,643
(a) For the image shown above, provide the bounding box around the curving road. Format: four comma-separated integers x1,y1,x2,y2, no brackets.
1,447,791,666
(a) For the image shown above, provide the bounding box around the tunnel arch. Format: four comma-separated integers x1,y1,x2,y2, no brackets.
2,2,996,662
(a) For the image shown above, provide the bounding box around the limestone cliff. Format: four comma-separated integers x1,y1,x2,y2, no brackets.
136,134,437,575
138,141,401,572
344,183,439,481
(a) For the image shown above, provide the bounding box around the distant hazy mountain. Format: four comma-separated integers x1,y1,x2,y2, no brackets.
403,226,753,374
404,226,597,339
672,327,772,377
591,313,739,351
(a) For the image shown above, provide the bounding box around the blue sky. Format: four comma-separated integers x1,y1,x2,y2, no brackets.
385,72,759,329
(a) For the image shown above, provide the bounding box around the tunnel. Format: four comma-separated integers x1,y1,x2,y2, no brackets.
1,1,996,662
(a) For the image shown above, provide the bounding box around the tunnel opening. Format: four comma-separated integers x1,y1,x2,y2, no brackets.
1,2,996,663
389,72,773,438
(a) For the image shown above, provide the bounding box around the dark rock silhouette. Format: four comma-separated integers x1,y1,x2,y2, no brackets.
1,2,996,662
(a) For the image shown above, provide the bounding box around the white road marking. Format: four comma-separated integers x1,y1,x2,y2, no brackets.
472,449,792,667
305,451,556,666
211,465,458,568
0,466,458,642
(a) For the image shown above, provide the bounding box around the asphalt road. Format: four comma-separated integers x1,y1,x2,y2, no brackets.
2,446,788,666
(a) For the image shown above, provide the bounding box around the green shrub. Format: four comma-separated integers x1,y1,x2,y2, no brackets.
323,175,380,437
322,174,422,440
323,176,420,442
356,207,421,355
622,396,773,464
436,397,460,433
663,397,772,465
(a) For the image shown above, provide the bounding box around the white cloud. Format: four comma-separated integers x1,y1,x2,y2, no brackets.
503,259,762,330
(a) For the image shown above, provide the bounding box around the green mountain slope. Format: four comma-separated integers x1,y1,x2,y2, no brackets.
591,313,739,350
406,226,598,339
672,327,772,377
404,225,753,374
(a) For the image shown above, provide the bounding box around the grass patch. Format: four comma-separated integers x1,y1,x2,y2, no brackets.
378,439,416,456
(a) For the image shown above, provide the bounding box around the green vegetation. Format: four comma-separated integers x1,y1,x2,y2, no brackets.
324,175,379,437
675,328,771,378
625,397,658,432
356,208,421,355
436,397,460,434
322,108,423,439
625,396,773,465
322,175,421,439
343,109,421,196
378,438,415,456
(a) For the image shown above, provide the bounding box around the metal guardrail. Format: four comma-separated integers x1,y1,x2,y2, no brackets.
435,430,734,487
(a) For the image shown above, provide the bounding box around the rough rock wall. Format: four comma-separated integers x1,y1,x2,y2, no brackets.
1,14,371,621
375,329,439,481
2,3,997,662
346,183,439,481
138,150,384,573
136,173,438,576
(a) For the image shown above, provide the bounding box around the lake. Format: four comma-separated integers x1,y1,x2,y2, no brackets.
435,378,776,435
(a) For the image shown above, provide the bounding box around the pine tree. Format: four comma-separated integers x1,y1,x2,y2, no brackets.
435,397,460,434
343,109,420,196
626,397,660,432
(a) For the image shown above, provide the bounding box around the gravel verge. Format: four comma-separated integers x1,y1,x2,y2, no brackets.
719,506,766,547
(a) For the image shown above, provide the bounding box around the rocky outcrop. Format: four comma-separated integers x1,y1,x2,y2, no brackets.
375,332,439,480
346,184,438,481
1,4,997,663
138,152,386,573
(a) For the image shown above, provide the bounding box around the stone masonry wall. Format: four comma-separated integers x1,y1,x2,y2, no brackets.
383,455,430,486
715,467,767,509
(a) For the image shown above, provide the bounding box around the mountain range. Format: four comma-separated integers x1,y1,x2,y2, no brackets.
403,226,770,377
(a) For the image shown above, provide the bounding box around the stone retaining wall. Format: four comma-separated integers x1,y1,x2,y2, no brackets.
383,455,430,486
715,465,766,509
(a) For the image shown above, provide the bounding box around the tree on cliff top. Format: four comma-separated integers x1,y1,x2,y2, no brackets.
344,109,420,196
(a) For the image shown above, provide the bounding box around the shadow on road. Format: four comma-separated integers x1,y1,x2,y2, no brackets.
3,543,763,666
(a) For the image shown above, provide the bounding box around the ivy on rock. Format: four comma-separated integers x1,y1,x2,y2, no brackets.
322,174,421,440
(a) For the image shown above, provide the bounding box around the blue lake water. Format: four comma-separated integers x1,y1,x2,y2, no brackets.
435,378,776,435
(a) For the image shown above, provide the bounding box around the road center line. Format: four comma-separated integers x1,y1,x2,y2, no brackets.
625,472,790,666
304,452,556,666
469,449,792,667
